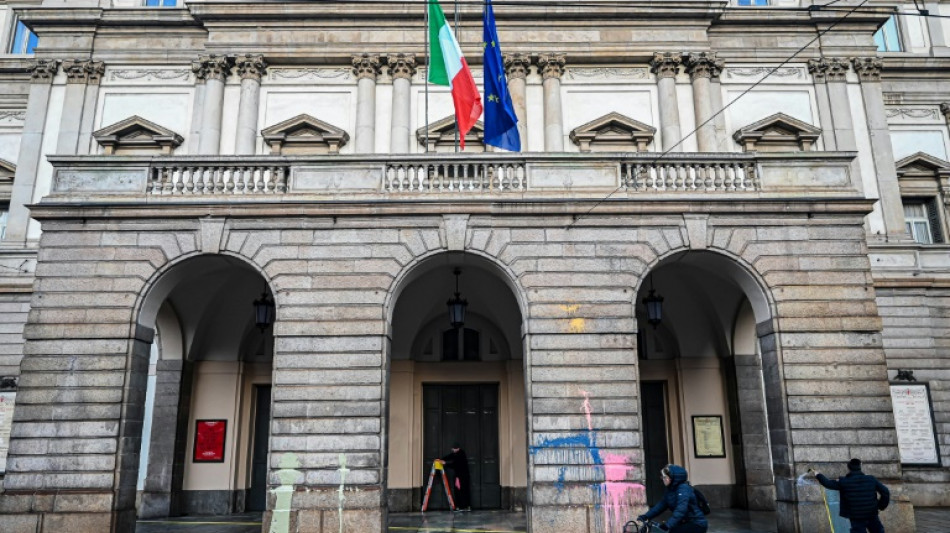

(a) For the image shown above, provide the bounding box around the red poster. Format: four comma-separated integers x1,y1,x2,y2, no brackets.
193,419,227,462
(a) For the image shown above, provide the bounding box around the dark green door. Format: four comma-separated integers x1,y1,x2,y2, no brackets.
642,381,670,506
422,384,500,510
247,385,271,512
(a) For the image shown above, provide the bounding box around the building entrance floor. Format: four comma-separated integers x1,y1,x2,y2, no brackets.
134,507,950,532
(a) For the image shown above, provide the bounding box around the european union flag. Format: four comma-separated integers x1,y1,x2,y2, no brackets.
482,0,521,152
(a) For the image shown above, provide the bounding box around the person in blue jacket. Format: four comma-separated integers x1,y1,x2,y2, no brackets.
636,464,708,533
813,458,890,533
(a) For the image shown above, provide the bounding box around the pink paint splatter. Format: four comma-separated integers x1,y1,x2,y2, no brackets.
579,389,593,431
601,453,645,531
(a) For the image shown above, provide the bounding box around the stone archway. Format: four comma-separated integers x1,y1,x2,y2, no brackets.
384,252,528,513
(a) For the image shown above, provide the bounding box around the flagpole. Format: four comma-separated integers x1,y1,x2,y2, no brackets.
454,0,460,152
424,0,430,153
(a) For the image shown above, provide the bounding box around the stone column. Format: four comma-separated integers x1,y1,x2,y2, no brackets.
650,52,683,152
853,56,909,241
234,54,267,155
537,53,565,151
352,54,381,154
4,60,59,246
139,359,189,519
807,59,837,151
683,52,723,152
504,53,530,150
388,54,416,153
193,55,232,155
58,59,104,155
821,58,857,151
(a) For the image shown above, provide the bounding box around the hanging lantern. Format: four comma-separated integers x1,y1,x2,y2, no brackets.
253,286,276,331
446,268,468,329
642,275,664,329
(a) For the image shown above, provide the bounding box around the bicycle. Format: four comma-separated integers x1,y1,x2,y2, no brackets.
621,519,663,533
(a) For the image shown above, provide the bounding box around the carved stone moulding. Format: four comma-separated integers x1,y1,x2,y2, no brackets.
261,114,349,155
733,112,821,152
93,115,184,155
569,111,656,153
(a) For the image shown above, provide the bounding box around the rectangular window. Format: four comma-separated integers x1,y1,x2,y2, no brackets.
736,0,769,5
145,0,178,6
874,15,903,52
0,209,7,240
9,20,37,55
904,199,942,244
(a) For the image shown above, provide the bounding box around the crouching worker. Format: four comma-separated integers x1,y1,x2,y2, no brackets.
636,464,708,533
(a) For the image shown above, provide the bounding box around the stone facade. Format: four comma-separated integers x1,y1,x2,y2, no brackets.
0,1,945,532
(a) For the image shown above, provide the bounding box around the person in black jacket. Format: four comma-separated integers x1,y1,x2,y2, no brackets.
439,443,471,511
636,464,708,533
813,458,890,533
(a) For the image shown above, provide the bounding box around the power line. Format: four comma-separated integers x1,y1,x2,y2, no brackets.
565,0,871,230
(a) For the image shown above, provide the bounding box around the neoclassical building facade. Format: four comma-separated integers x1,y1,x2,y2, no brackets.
0,1,947,532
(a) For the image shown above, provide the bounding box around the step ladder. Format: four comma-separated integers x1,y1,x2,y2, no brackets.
421,459,456,512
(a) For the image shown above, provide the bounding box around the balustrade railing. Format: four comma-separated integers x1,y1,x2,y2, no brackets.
384,161,526,192
147,164,288,195
621,160,758,191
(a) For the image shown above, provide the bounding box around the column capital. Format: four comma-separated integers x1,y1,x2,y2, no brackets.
806,58,828,83
235,54,268,81
62,59,105,85
851,57,883,82
815,57,851,82
537,53,566,80
941,102,950,122
388,53,417,80
504,52,530,80
28,59,60,84
683,52,723,80
192,54,232,83
352,53,382,81
650,52,682,79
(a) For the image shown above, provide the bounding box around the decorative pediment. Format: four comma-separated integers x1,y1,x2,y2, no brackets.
416,115,485,152
896,152,950,178
93,115,183,155
0,159,15,201
732,112,821,152
569,112,656,152
261,114,349,155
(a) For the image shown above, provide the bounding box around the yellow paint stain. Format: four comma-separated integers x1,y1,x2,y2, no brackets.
559,303,581,315
568,317,586,333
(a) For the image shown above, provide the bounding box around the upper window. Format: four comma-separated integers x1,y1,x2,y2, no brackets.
874,15,903,52
904,199,941,244
736,0,769,5
9,20,37,55
145,0,178,6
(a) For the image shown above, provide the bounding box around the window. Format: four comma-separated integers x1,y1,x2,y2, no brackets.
145,0,178,6
0,209,7,240
9,20,37,55
736,0,769,5
904,199,942,244
441,328,479,361
874,15,902,52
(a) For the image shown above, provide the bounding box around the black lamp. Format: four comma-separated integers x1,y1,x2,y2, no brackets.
642,274,664,329
446,267,468,329
253,285,276,331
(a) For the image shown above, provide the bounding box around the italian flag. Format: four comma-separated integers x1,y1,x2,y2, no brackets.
428,0,483,148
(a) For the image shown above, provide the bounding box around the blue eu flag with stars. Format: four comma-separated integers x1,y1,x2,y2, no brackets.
482,0,521,151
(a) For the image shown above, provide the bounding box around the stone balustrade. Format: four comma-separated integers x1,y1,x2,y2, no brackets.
43,152,859,202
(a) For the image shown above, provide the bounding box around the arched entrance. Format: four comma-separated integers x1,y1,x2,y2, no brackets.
636,251,779,516
134,255,275,519
386,253,527,513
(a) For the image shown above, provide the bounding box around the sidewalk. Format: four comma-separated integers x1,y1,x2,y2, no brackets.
133,506,950,532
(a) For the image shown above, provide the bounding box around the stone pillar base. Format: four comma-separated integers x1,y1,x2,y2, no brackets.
264,487,383,533
0,489,133,533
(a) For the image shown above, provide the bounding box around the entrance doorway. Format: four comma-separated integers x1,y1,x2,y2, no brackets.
641,381,670,506
247,385,271,512
422,384,501,510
